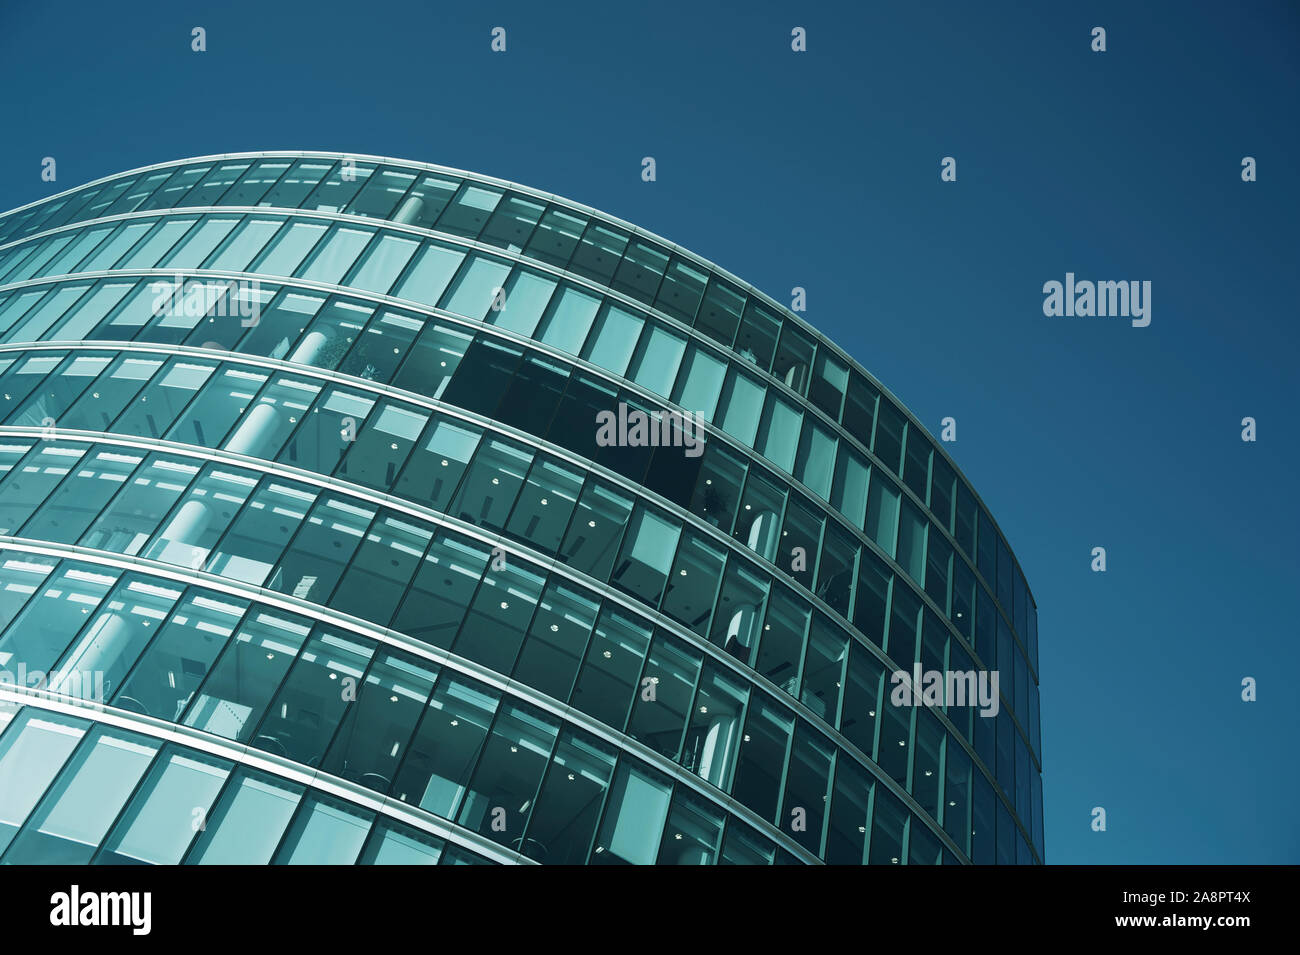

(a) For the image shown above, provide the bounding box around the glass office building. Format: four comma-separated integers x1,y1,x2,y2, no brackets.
0,152,1041,865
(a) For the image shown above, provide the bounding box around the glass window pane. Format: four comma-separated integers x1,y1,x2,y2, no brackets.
0,710,88,857
221,159,291,206
903,427,933,502
349,233,419,294
661,531,726,637
511,579,599,702
570,224,629,286
480,194,545,252
447,436,531,533
435,184,502,239
44,281,134,342
320,651,437,793
187,769,303,864
801,615,847,723
773,324,815,395
628,324,686,398
709,560,769,665
304,162,377,213
50,575,182,701
656,786,724,864
873,401,905,475
535,285,600,354
681,665,754,789
718,369,765,446
393,416,481,511
112,588,242,721
358,821,444,864
782,721,833,853
267,495,375,605
253,627,376,767
395,175,460,229
612,240,669,305
394,243,466,307
581,303,644,377
160,217,239,270
0,559,119,676
273,792,373,864
795,418,836,500
299,226,374,285
519,731,616,863
254,221,328,277
866,470,900,557
626,632,702,762
896,499,927,583
258,160,333,207
391,531,489,650
832,445,870,527
559,478,634,580
592,764,670,865
524,206,587,267
826,757,873,864
486,269,556,338
570,604,653,732
208,217,282,273
98,748,231,864
654,258,708,324
732,695,794,822
345,169,416,219
3,726,158,864
182,608,313,741
610,506,681,607
392,676,498,818
441,255,512,321
452,556,545,675
736,300,780,371
671,345,725,421
457,703,559,847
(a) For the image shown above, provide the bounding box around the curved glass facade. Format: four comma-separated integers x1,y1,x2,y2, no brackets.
0,152,1041,865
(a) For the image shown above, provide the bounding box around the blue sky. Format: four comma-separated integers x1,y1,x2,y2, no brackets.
1,0,1296,863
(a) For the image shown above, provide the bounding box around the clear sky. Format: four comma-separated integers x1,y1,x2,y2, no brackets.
1,0,1296,863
